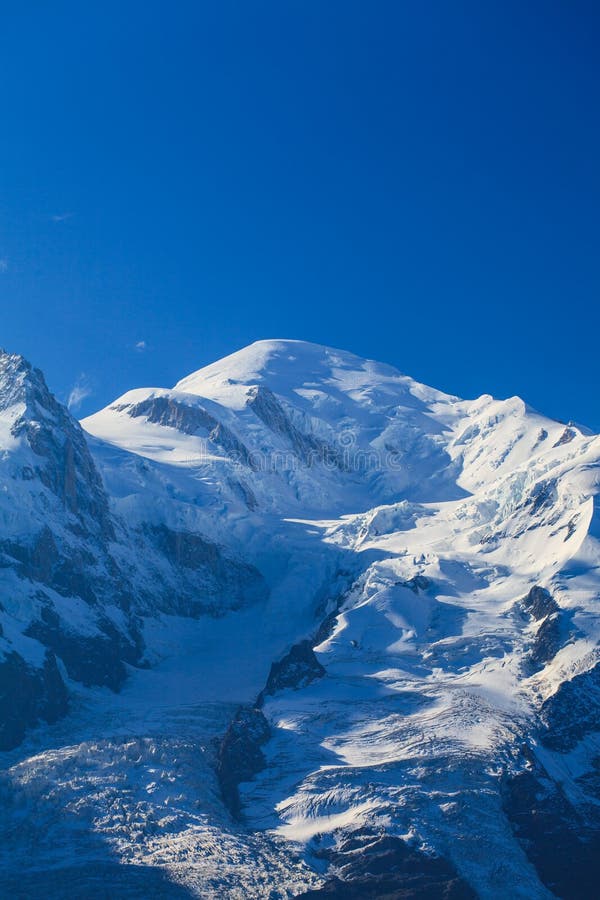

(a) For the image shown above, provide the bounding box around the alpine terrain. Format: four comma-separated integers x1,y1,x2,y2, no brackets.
0,339,599,899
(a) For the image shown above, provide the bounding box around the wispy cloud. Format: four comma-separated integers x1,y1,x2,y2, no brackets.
135,340,147,352
67,374,92,412
51,212,74,223
0,258,8,273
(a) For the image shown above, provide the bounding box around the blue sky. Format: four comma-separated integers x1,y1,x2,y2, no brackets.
0,1,598,428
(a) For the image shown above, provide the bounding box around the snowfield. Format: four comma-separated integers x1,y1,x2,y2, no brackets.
1,339,599,898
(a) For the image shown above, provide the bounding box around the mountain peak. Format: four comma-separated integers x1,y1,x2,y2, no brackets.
175,338,370,389
172,338,435,413
3,344,600,896
0,348,112,536
0,350,50,415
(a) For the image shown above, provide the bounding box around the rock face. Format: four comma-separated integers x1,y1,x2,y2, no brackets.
216,707,271,818
298,831,477,899
0,354,113,539
246,384,347,471
0,351,139,745
0,650,68,750
262,640,326,696
503,764,600,900
137,524,268,618
519,585,564,672
540,659,600,752
124,394,256,469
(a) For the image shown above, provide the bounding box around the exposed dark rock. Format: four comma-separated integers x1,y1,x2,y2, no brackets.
576,755,600,800
312,568,363,646
0,353,145,744
400,575,432,594
0,352,114,540
2,527,101,605
314,608,342,646
522,586,559,621
216,706,271,818
539,660,600,751
524,480,559,516
151,524,229,570
226,476,258,510
502,766,600,899
563,517,578,541
247,384,348,471
529,613,563,672
26,610,142,690
147,525,268,617
0,650,68,751
553,427,576,448
298,831,476,899
261,640,326,698
529,614,561,670
125,395,255,469
519,586,563,672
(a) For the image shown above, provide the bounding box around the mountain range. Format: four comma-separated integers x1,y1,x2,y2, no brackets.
0,339,599,898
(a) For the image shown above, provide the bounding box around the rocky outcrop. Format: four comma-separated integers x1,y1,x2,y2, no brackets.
2,527,110,606
519,586,563,672
218,636,329,819
524,480,559,516
0,352,113,540
298,830,477,899
503,763,600,899
400,574,432,594
0,353,142,743
0,650,68,751
261,640,325,697
125,395,255,469
145,525,269,617
539,659,600,751
247,385,348,470
26,606,142,690
216,707,270,818
521,585,559,621
553,426,576,448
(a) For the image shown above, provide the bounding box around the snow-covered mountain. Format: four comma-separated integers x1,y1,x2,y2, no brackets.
1,339,599,898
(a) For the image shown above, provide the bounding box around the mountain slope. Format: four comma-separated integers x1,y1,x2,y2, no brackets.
0,350,267,750
1,339,599,898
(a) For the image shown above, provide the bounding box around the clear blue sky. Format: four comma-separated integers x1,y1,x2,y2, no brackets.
0,1,598,428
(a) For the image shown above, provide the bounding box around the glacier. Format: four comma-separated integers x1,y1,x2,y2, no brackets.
0,339,599,898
